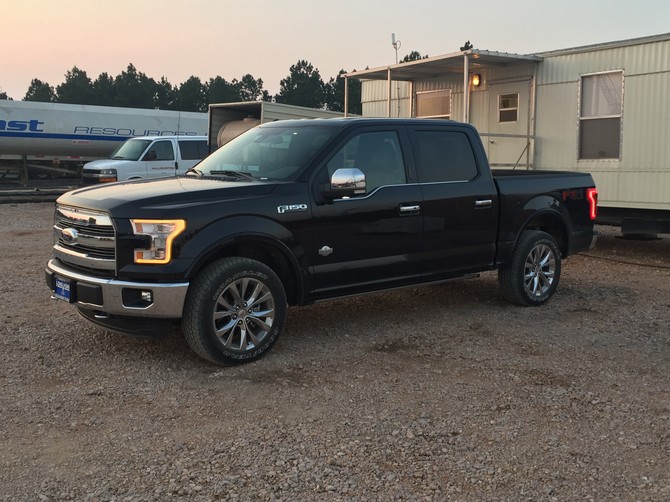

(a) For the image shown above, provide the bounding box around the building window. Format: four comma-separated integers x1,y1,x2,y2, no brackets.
579,71,623,160
498,94,518,123
416,89,451,118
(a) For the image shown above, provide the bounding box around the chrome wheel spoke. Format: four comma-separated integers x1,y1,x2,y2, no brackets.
216,318,237,339
247,313,273,332
245,323,262,346
223,326,242,349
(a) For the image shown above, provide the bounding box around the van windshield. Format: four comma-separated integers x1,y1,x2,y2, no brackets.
110,139,152,161
193,125,337,181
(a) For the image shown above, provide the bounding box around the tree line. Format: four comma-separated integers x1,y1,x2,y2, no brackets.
0,60,363,115
0,51,434,114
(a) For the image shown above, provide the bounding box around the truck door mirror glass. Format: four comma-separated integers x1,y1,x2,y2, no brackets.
324,168,366,199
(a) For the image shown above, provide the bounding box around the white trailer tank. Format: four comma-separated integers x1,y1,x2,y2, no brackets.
0,101,207,185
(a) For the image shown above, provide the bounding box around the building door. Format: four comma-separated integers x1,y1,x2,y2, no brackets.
486,80,532,169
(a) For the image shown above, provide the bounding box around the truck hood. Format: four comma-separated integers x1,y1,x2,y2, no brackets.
57,176,280,217
83,158,138,170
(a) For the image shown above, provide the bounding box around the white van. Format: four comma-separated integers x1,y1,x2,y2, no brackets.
81,135,208,184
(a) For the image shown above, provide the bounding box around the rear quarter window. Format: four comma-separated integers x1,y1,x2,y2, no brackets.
179,140,209,160
414,130,478,182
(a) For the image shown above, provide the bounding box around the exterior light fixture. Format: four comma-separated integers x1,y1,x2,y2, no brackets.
472,74,481,86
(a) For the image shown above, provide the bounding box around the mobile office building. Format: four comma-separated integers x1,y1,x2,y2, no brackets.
345,33,670,234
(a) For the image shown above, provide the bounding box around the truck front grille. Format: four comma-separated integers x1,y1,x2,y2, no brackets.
53,205,116,272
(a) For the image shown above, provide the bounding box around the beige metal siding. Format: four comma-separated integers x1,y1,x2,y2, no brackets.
534,38,670,210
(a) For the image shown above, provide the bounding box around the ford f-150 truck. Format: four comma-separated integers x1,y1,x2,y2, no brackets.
46,118,598,365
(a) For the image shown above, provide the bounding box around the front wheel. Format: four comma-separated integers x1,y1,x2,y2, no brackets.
498,230,562,306
183,257,287,365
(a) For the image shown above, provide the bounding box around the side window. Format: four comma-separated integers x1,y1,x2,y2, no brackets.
326,131,406,193
579,71,623,160
414,131,478,182
178,140,208,160
148,141,175,161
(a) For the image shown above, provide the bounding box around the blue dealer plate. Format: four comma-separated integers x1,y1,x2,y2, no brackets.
54,276,73,302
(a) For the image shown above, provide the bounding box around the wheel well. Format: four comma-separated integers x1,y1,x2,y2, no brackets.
523,213,568,256
193,240,300,305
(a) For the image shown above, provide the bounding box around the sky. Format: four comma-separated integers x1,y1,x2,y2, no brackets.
3,0,670,101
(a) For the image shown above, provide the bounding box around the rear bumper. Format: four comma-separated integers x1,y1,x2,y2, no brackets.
45,259,188,319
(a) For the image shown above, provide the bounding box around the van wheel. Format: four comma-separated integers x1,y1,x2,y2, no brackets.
498,230,561,306
183,257,287,365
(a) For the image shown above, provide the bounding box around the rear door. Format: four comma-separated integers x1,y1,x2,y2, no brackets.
407,125,498,276
307,125,423,298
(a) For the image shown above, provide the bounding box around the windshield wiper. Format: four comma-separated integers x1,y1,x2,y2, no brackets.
209,170,255,181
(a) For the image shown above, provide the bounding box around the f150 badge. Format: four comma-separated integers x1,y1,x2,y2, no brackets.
277,204,308,214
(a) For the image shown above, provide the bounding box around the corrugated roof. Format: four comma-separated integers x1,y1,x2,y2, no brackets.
345,49,542,81
537,32,670,57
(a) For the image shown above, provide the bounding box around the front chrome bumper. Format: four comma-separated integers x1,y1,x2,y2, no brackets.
46,259,188,319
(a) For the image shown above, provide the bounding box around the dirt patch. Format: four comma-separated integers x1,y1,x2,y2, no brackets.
1,205,669,501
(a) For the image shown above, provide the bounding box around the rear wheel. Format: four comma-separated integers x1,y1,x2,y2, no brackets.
183,257,287,365
499,230,561,306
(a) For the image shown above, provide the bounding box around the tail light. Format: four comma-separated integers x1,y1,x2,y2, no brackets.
586,188,598,220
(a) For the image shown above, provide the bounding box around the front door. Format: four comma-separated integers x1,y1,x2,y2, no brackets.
143,140,177,178
308,127,423,299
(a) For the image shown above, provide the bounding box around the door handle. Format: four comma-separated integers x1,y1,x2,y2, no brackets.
475,199,492,208
399,204,421,215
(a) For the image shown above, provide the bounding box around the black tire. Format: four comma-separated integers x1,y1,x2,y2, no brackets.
183,257,287,365
498,230,562,306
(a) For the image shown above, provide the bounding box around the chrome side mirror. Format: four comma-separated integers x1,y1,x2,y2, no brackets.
326,168,366,198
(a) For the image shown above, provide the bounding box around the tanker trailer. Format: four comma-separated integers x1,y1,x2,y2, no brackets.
0,100,206,186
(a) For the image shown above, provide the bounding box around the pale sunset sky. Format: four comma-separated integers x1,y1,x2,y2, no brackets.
3,0,669,100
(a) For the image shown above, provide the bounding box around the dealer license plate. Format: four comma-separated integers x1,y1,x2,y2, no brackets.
54,276,73,303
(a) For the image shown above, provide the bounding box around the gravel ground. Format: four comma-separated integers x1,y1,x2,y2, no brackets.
1,202,669,501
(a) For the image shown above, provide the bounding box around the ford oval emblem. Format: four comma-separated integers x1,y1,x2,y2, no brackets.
62,228,79,245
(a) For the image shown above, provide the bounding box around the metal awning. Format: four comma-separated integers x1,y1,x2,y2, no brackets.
342,49,543,120
344,49,542,81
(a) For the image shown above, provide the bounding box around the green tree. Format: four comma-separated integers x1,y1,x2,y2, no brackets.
91,72,116,106
400,51,428,63
24,79,56,102
238,74,265,101
154,77,176,110
177,76,207,112
205,76,241,104
113,64,157,108
56,66,94,104
275,60,326,109
0,90,10,100
325,69,361,115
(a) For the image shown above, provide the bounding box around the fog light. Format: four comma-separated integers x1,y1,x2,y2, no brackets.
141,291,153,302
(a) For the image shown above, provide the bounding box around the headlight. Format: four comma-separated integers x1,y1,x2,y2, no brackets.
99,169,117,182
130,219,186,264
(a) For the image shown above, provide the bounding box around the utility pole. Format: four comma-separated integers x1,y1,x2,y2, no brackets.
391,33,401,117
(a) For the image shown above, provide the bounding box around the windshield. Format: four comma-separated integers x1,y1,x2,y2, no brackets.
194,125,337,181
109,139,152,161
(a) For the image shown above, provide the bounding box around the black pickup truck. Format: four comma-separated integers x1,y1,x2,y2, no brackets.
46,118,598,365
